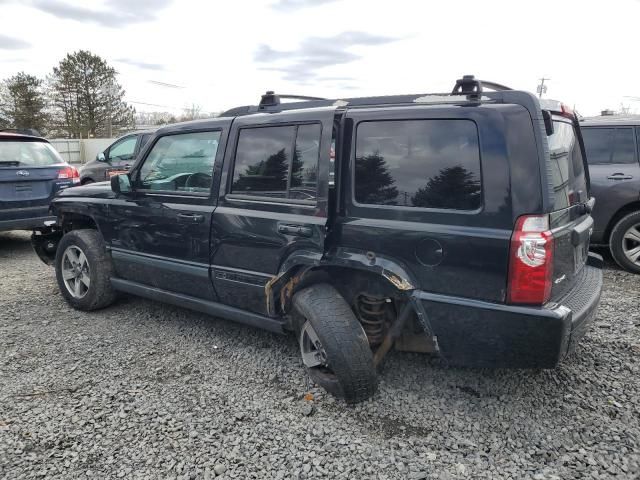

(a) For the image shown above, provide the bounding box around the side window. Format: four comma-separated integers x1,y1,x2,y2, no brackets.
581,127,636,164
231,124,320,201
108,136,137,160
290,124,320,200
549,121,588,209
354,119,482,210
612,128,636,164
138,131,221,194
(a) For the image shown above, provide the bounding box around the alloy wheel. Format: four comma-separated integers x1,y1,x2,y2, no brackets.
299,320,329,369
622,223,640,266
61,246,91,299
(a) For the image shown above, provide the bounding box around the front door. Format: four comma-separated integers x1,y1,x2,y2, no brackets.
106,126,229,300
211,107,336,315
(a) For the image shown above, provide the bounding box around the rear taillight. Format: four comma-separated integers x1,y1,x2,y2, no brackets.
58,166,80,184
507,215,554,305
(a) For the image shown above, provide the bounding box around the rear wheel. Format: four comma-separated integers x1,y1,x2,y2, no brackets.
81,178,94,185
55,229,117,310
293,283,377,404
610,211,640,274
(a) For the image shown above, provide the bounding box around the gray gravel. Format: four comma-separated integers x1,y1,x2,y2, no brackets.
1,230,639,480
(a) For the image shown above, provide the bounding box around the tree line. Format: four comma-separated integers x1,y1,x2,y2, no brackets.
0,50,207,139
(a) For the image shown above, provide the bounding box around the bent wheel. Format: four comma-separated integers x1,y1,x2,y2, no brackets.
293,283,377,404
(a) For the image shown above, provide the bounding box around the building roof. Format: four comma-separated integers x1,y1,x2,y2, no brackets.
580,115,640,127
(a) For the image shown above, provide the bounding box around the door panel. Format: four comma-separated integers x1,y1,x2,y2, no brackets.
105,125,230,300
211,107,336,315
584,126,640,241
108,197,215,299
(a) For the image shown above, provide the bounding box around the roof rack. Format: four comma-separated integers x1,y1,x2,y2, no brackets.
219,75,515,117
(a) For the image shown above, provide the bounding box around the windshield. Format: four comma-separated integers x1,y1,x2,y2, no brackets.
0,140,64,167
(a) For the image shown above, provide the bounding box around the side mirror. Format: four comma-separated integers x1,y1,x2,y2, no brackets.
97,152,106,162
110,174,132,195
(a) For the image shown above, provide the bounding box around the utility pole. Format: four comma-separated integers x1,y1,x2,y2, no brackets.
537,77,550,98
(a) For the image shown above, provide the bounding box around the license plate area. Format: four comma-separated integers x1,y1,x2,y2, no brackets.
107,170,128,178
574,243,588,274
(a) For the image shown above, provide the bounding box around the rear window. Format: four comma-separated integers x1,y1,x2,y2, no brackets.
354,119,482,210
0,140,63,167
582,127,637,165
548,120,588,209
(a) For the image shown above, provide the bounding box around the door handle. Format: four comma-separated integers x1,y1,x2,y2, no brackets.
607,173,633,180
277,223,313,237
177,213,205,224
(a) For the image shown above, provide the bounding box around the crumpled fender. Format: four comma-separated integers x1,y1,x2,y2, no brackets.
265,247,417,316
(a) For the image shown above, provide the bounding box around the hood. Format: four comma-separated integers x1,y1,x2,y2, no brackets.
54,181,115,200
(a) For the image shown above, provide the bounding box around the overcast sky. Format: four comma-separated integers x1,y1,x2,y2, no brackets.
0,0,638,117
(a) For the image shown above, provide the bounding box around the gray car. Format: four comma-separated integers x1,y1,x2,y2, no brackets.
79,130,154,184
581,116,640,273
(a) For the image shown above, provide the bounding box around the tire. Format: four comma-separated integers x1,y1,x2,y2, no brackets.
81,178,94,185
609,211,640,274
55,229,117,310
293,283,378,404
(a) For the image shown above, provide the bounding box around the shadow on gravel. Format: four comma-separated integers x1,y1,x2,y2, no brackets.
0,231,33,255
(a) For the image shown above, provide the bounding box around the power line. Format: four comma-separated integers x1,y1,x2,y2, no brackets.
148,80,186,89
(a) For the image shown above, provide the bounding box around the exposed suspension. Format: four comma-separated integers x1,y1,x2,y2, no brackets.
355,294,391,346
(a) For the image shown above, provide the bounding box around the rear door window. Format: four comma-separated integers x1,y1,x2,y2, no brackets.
548,120,588,209
231,124,321,201
582,127,637,164
354,119,482,210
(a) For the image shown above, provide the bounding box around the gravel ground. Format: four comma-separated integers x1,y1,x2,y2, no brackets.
0,231,639,480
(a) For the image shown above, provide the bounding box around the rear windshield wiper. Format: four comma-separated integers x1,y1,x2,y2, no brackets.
0,161,20,167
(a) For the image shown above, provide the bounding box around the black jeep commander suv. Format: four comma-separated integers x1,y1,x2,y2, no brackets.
33,76,603,403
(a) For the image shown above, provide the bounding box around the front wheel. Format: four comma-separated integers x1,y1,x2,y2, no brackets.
609,211,640,274
293,283,378,404
55,229,117,310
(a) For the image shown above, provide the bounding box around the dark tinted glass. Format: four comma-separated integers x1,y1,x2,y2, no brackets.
290,124,320,201
582,128,614,164
612,128,636,164
354,120,481,210
232,126,295,198
548,121,588,209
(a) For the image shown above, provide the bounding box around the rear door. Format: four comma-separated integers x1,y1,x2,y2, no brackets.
211,107,335,315
581,125,640,242
0,139,72,223
546,117,594,299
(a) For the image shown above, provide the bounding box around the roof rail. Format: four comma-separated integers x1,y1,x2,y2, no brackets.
219,75,517,117
451,75,512,98
259,91,328,108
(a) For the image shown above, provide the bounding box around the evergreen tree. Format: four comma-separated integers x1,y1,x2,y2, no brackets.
0,72,49,134
411,166,481,209
48,50,134,138
354,152,398,204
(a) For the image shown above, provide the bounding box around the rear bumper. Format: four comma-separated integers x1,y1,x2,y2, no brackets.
0,214,55,232
415,253,603,368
